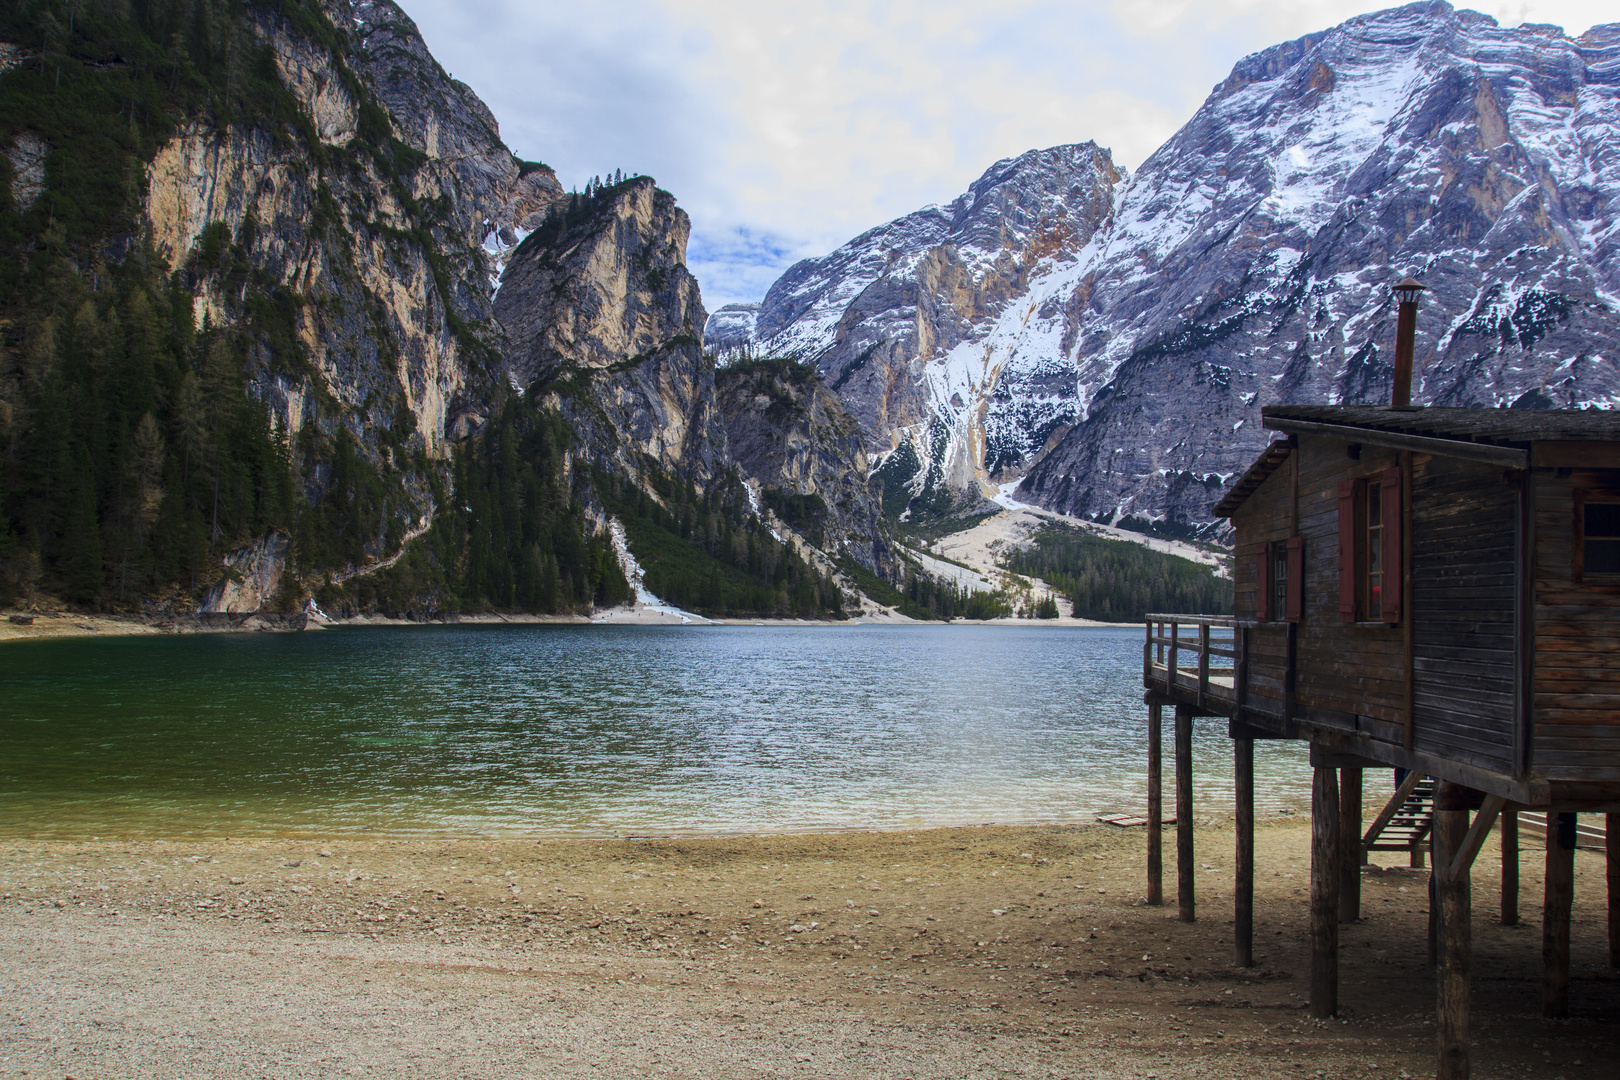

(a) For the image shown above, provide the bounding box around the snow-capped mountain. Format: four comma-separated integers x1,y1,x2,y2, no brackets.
712,142,1122,504
709,2,1620,535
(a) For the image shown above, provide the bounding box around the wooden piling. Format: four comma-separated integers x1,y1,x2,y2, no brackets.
1339,767,1362,922
1501,810,1519,927
1147,703,1163,906
1543,812,1576,1019
1434,785,1472,1080
1235,735,1254,967
1609,813,1619,970
1175,706,1195,923
1310,764,1340,1018
1428,833,1438,968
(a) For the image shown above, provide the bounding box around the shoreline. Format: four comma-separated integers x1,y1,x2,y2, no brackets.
3,820,1612,1078
0,606,1138,643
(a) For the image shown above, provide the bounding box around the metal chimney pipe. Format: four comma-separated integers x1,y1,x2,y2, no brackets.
1391,277,1426,408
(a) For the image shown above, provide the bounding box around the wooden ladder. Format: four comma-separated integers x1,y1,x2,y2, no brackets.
1363,773,1436,861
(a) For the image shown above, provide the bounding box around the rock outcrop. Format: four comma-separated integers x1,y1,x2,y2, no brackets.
720,143,1122,515
718,3,1620,536
713,358,888,568
134,0,567,590
496,178,727,482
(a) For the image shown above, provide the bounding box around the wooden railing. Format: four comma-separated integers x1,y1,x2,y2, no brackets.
1144,613,1239,711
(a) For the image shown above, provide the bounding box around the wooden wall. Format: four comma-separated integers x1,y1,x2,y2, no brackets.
1292,440,1407,734
1410,454,1517,777
1532,467,1620,782
1231,438,1522,779
1230,454,1292,714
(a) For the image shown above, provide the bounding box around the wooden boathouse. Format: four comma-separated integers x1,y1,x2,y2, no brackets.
1141,289,1620,1079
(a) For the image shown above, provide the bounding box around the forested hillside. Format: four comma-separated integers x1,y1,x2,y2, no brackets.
0,1,855,620
1002,524,1230,622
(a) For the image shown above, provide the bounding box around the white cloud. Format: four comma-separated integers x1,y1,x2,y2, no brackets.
403,0,1616,308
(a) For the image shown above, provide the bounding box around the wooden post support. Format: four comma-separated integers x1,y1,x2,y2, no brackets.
1235,735,1254,968
1428,832,1439,968
1501,810,1519,927
1310,764,1341,1018
1147,704,1163,906
1176,705,1195,923
1434,784,1473,1080
1543,812,1577,1020
1340,767,1363,922
1608,813,1620,970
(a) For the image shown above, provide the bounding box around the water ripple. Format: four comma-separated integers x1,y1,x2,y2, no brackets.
0,624,1311,838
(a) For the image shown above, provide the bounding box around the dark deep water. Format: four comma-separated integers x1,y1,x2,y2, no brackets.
0,624,1308,838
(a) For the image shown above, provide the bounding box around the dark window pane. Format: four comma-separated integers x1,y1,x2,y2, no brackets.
1585,502,1620,538
1586,539,1620,575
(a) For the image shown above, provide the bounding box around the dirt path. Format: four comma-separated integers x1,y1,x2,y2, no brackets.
2,821,1614,1078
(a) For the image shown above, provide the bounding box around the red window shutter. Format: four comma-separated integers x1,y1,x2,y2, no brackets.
1381,466,1403,623
1337,480,1356,622
1286,536,1304,622
1255,542,1271,622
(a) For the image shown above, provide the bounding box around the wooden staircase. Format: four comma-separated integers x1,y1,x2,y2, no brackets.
1363,773,1435,863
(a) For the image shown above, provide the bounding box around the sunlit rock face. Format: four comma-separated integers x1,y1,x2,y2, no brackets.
497,178,728,481
719,3,1620,536
142,0,562,462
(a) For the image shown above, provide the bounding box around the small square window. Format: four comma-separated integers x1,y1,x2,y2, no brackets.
1584,502,1620,575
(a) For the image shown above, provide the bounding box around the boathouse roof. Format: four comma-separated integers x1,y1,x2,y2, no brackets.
1212,405,1620,518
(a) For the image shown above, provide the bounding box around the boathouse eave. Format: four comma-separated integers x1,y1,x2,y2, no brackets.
1211,438,1293,518
1218,403,1620,517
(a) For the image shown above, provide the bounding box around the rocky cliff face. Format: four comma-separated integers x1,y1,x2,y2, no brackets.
1023,2,1620,535
719,3,1620,536
145,0,562,470
496,178,726,482
717,144,1122,515
712,359,888,568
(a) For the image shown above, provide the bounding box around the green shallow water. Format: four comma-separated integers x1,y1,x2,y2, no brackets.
0,624,1311,838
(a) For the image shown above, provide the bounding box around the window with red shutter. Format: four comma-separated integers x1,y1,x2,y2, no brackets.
1255,542,1271,622
1337,481,1355,622
1285,536,1304,622
1380,465,1403,623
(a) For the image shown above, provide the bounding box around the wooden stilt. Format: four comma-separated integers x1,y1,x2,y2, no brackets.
1147,704,1163,906
1608,813,1619,970
1428,832,1438,968
1543,812,1576,1019
1501,810,1519,927
1339,767,1363,922
1434,784,1473,1080
1235,735,1254,968
1310,764,1340,1019
1176,705,1195,923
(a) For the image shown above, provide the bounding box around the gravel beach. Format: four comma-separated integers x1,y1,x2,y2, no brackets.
2,820,1615,1079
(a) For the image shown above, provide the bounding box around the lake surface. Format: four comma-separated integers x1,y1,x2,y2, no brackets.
0,624,1310,839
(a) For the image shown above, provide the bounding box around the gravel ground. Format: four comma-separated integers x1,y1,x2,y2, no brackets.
1,821,1615,1079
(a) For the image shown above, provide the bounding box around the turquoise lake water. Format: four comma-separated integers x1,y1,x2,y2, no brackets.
0,624,1311,838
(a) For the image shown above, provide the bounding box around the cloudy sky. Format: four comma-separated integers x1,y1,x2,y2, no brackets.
404,0,1613,308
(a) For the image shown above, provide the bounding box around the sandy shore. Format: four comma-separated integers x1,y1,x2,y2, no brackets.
2,821,1614,1078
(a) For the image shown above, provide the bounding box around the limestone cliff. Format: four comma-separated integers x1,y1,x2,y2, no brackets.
496,178,727,483
144,0,563,467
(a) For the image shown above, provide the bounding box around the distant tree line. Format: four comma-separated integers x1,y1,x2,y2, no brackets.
1001,524,1231,622
600,468,846,619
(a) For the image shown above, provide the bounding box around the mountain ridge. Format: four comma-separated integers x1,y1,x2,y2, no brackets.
713,1,1620,537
